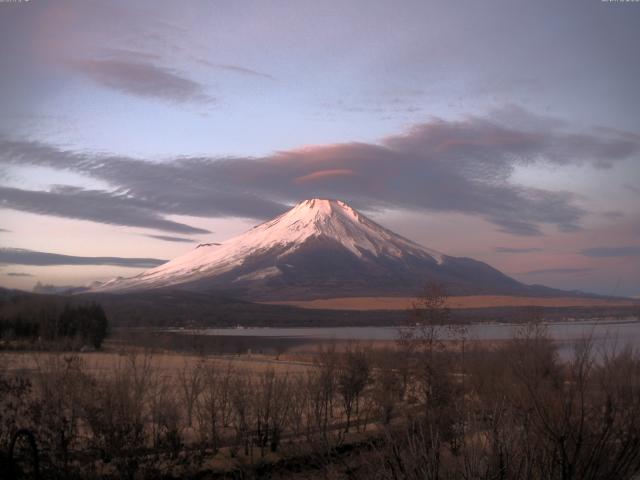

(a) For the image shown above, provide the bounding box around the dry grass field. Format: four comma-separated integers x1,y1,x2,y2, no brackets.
0,349,313,378
264,295,640,311
5,327,640,479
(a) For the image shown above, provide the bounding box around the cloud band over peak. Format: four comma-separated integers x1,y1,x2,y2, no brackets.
1,107,638,236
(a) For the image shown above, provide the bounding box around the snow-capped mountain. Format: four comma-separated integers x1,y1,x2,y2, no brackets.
95,198,544,299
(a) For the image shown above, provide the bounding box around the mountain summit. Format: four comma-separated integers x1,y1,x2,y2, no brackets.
96,198,547,299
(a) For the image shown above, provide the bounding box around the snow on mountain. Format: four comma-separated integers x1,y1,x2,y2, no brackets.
96,199,445,292
93,198,549,300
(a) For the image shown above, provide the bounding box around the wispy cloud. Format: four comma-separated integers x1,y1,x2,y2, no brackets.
33,283,82,295
495,247,543,253
581,246,640,257
294,169,356,184
489,218,546,236
0,185,210,234
601,211,624,219
624,184,640,195
144,234,196,243
5,272,33,277
525,268,593,275
99,48,163,63
196,59,275,80
66,58,214,104
1,107,638,236
0,248,166,268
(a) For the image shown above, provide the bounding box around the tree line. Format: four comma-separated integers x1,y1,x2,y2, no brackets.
0,302,109,349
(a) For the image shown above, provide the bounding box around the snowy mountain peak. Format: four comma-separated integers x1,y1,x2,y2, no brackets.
288,198,360,221
250,198,441,260
95,199,445,292
261,198,363,236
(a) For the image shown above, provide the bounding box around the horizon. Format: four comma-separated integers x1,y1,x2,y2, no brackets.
1,0,639,297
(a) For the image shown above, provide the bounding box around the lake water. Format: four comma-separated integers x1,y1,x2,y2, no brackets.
191,318,640,344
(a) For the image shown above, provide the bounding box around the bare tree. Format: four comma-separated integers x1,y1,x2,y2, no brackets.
338,344,371,432
196,361,234,455
373,364,404,425
410,281,451,354
288,373,309,438
309,346,339,439
79,353,153,479
229,373,254,457
148,371,182,453
30,354,88,476
177,358,204,428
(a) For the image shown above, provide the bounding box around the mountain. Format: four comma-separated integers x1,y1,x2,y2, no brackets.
95,198,563,300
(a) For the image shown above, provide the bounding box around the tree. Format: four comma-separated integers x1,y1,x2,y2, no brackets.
338,344,371,432
84,303,109,349
178,359,204,428
373,365,403,425
410,281,451,354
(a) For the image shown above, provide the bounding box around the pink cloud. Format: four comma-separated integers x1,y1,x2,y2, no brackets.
293,169,356,184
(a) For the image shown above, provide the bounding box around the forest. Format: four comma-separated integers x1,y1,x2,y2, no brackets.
0,302,109,350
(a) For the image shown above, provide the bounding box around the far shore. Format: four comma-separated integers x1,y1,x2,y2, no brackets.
263,295,640,311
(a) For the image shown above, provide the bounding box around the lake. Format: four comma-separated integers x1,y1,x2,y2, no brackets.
188,318,640,342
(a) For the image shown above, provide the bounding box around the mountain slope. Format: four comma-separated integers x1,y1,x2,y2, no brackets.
95,198,560,300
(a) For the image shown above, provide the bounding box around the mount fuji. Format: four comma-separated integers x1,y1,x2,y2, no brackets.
95,199,559,300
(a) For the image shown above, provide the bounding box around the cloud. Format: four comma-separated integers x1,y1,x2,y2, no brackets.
5,272,33,277
33,283,81,295
0,228,9,232
624,184,640,195
0,185,210,234
581,246,640,258
495,247,543,253
489,217,545,236
0,139,290,222
524,268,593,275
144,234,196,243
601,211,624,219
196,59,275,80
100,48,163,63
65,58,214,104
1,107,639,236
0,248,166,267
294,169,356,184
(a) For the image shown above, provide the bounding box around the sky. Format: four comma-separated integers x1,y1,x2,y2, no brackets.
0,0,639,297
